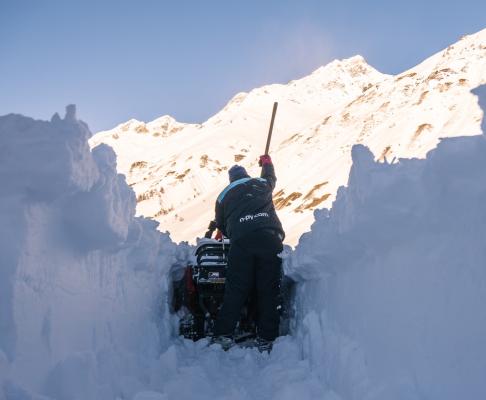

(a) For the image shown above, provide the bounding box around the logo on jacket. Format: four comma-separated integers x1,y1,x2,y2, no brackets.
239,212,270,223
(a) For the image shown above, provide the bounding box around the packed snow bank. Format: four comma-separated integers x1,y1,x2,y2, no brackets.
0,107,190,399
287,86,486,400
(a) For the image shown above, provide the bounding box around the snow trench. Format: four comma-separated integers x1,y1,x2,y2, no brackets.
1,86,486,400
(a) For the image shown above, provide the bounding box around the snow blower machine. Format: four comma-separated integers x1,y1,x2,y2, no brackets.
171,237,295,344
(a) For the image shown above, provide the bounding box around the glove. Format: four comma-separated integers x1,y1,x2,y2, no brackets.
215,230,223,241
204,220,217,238
259,154,272,167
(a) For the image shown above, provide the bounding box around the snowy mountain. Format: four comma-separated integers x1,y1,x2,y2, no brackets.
1,55,486,400
90,29,486,245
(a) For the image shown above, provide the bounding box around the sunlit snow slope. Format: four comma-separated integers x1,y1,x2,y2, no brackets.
90,29,486,245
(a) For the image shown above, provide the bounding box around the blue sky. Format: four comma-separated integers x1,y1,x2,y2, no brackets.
1,0,485,132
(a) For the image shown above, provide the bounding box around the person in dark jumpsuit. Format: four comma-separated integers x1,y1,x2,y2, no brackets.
210,155,285,351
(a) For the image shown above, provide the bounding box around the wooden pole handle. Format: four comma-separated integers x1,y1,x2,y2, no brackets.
264,102,278,155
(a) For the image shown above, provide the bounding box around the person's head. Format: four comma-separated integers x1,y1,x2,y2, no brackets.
228,165,249,182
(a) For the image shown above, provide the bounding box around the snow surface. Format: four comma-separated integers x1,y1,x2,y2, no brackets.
286,86,486,400
1,53,486,400
0,108,191,399
90,29,486,245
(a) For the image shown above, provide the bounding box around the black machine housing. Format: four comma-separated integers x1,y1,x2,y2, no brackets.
171,239,294,342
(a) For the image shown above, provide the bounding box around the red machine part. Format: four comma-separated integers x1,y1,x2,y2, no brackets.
184,266,198,312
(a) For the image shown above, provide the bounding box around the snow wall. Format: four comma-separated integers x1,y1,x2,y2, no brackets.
287,85,486,400
0,107,190,399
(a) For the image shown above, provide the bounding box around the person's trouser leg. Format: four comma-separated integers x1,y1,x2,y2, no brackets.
237,231,283,341
214,240,254,336
253,233,283,341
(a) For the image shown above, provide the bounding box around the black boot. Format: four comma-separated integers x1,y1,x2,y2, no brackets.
210,335,234,351
255,337,273,353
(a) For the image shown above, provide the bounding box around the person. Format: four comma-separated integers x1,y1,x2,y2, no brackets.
210,154,285,351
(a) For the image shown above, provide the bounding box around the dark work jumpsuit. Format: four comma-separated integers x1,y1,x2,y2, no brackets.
213,163,285,341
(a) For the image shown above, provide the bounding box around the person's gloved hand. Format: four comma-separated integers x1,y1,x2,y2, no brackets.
259,154,272,167
204,220,217,238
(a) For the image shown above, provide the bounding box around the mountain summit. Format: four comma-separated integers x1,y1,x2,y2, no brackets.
90,28,486,245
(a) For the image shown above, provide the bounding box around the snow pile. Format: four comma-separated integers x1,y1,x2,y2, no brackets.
0,107,189,399
287,85,486,400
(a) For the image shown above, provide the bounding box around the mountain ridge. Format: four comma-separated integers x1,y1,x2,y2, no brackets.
90,28,486,245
